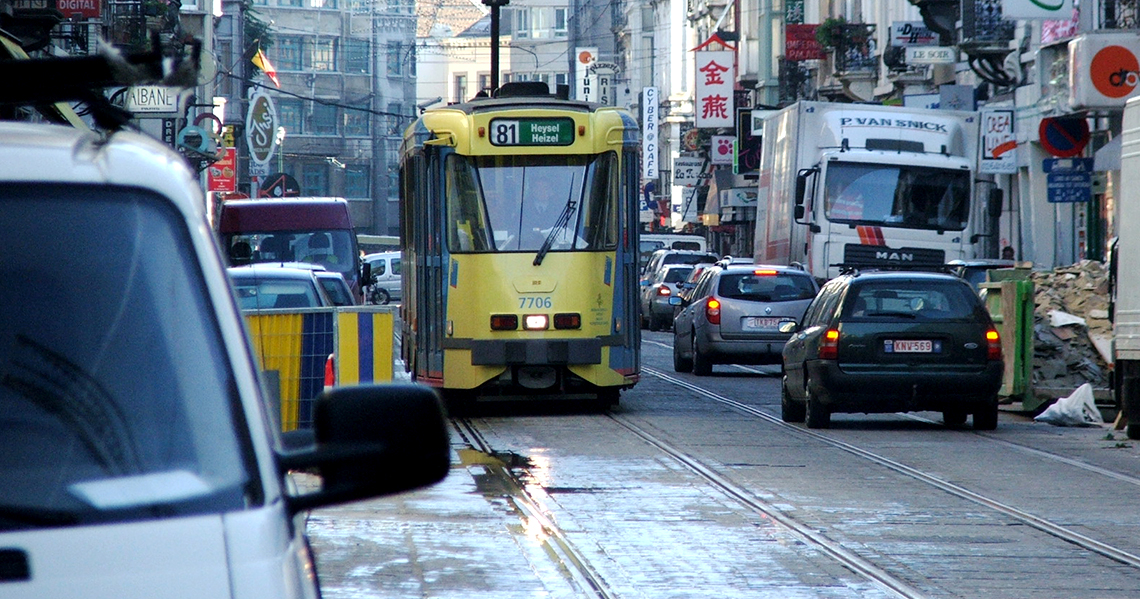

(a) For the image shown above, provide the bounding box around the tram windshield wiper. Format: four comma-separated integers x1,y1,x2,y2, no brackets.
533,184,577,266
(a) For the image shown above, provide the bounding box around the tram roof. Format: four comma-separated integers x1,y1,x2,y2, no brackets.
440,96,601,115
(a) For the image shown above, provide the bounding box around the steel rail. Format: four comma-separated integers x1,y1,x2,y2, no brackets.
644,365,1140,570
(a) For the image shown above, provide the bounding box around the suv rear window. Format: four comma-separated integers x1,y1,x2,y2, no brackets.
717,272,816,302
845,281,978,320
663,267,693,283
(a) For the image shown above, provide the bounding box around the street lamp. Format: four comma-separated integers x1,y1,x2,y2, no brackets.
481,0,510,95
275,126,286,173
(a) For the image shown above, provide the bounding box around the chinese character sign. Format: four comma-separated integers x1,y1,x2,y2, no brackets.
695,51,734,128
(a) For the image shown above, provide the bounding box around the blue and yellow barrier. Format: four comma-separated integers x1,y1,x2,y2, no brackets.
244,306,395,431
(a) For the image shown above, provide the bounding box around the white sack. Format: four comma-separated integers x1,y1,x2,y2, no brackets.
1034,383,1105,427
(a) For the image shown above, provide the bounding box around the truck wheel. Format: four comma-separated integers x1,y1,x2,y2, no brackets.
973,398,999,430
781,378,805,423
805,383,830,429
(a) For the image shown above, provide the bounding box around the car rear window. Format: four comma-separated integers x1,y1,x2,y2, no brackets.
233,280,321,310
717,272,816,302
846,281,979,320
664,253,719,266
664,267,693,283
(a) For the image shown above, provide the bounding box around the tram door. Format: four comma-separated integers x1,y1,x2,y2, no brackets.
421,149,445,379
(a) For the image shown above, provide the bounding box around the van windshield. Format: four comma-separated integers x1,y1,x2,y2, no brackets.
226,229,356,277
823,162,970,231
0,184,255,531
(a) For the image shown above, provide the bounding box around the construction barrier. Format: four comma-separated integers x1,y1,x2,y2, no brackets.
980,268,1035,408
244,306,396,431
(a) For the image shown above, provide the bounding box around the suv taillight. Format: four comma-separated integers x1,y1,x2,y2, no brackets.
706,298,721,325
986,329,1002,361
818,328,839,360
656,286,671,296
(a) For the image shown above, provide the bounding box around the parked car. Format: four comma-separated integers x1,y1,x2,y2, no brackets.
364,251,402,304
0,114,447,599
640,264,694,330
671,263,819,375
315,270,357,306
641,249,719,283
946,258,1017,291
780,270,1004,429
227,264,334,310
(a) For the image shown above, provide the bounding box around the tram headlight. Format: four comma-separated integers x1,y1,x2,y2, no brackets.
523,314,549,330
490,314,518,330
553,313,581,329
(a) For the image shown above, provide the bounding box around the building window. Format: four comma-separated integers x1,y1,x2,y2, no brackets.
311,102,338,135
311,0,336,7
280,0,302,7
454,74,467,103
276,36,303,70
278,98,305,134
513,8,529,37
386,42,402,75
554,8,567,36
478,73,491,95
343,39,370,73
302,163,328,196
310,38,336,71
345,164,370,198
556,73,567,86
344,109,370,136
387,102,404,136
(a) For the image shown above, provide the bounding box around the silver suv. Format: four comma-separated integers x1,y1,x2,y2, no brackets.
671,262,818,375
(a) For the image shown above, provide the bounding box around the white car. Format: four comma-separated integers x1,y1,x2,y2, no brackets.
0,118,447,599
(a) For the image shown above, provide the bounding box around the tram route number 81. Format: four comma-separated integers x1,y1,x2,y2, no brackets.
492,120,521,146
519,296,553,309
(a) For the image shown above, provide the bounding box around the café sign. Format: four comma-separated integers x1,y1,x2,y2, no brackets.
245,90,278,165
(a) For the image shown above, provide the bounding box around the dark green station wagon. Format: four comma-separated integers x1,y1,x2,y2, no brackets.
780,270,1004,429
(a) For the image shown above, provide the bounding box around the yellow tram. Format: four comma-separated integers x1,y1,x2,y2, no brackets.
399,82,641,406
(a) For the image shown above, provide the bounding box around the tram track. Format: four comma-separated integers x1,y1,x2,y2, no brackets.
642,365,1140,571
451,417,619,599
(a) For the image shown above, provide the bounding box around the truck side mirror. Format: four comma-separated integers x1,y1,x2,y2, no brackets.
988,188,1003,219
794,167,817,224
794,205,805,220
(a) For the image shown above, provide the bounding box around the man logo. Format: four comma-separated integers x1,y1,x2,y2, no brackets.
1091,45,1140,99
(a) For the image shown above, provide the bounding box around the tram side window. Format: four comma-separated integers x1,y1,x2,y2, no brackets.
445,154,491,252
580,151,619,249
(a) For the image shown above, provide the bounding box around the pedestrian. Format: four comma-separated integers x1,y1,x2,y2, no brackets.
1002,245,1015,260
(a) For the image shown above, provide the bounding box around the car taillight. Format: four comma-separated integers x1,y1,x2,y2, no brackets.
818,328,840,360
324,353,335,391
656,286,671,296
986,329,1002,361
753,269,778,276
706,298,721,325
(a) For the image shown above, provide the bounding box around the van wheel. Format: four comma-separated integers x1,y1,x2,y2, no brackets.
781,377,805,423
805,382,830,429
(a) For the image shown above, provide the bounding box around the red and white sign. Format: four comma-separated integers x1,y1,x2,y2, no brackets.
208,148,237,193
980,108,1017,174
785,25,825,61
57,0,100,19
709,135,735,165
695,51,734,129
1069,33,1140,109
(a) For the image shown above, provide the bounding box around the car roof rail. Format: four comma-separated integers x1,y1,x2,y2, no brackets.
0,34,201,131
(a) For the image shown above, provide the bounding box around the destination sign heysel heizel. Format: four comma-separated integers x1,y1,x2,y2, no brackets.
489,118,575,146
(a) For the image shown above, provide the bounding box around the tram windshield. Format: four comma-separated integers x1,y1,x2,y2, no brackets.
445,152,619,253
822,162,970,231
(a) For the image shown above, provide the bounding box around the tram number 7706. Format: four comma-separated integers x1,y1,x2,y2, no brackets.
519,296,553,309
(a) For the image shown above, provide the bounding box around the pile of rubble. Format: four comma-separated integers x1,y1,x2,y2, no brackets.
1030,260,1113,392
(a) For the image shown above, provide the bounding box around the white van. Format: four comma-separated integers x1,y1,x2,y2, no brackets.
640,233,707,270
0,118,447,597
364,251,402,304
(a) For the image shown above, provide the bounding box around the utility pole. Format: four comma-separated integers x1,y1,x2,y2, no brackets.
481,0,509,95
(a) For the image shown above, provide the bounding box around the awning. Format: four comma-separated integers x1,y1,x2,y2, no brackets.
1094,136,1121,172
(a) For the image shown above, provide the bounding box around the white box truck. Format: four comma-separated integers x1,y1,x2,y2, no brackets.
754,102,992,280
1111,96,1140,439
